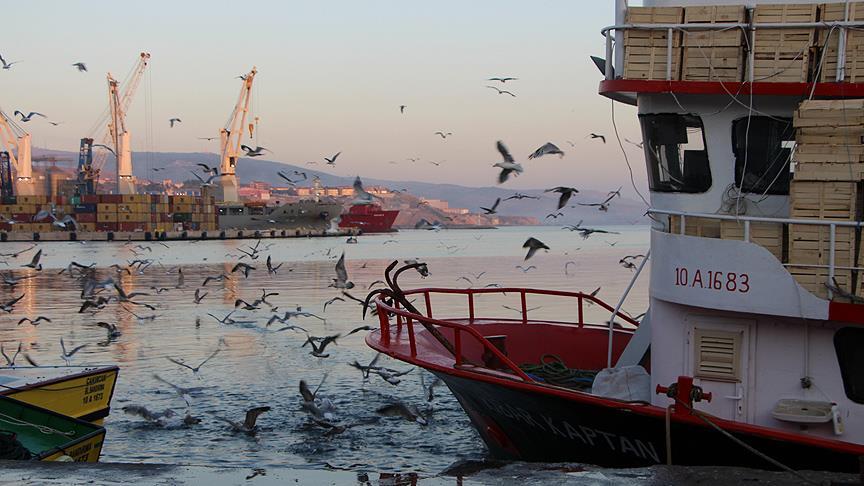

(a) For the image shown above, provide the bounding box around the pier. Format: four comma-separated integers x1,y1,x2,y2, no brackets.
0,227,358,243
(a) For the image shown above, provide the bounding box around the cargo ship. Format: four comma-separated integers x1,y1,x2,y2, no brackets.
367,0,864,474
338,203,399,233
217,199,344,231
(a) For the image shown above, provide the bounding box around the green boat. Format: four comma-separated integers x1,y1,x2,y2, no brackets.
0,395,106,462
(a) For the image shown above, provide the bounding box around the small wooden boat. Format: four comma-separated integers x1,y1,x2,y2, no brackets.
0,395,106,462
0,366,119,424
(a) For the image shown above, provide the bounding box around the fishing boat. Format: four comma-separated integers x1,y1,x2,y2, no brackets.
0,395,106,462
367,0,864,473
217,199,344,231
0,366,119,424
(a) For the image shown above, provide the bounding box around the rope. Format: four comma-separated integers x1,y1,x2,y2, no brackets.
674,399,819,485
0,431,31,460
0,411,75,436
610,99,651,209
519,354,597,390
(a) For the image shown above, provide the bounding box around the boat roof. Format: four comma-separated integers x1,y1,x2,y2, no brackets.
0,365,118,393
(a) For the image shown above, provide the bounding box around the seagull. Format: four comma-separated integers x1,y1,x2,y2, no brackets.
546,212,564,220
564,261,578,275
515,265,536,273
0,54,20,70
190,171,223,187
17,316,51,326
546,186,579,210
1,343,21,366
302,334,340,358
434,131,453,139
193,288,207,304
400,105,406,114
577,191,620,212
123,405,199,427
480,198,501,215
487,77,518,83
324,152,341,165
202,273,229,286
231,262,255,278
523,237,550,261
624,138,643,149
348,354,382,380
21,249,42,270
588,133,606,144
376,401,427,425
322,296,344,312
14,111,46,122
241,145,269,157
346,325,374,336
493,141,523,184
0,245,36,258
619,254,646,270
215,407,271,434
167,348,220,374
60,337,87,365
352,176,377,205
505,193,540,201
96,321,122,339
266,255,283,275
168,118,181,127
198,136,218,141
152,374,211,407
299,376,336,421
486,85,516,97
528,142,565,159
72,62,87,72
330,252,354,289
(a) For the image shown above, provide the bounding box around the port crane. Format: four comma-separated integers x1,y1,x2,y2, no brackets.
217,67,257,202
78,52,150,195
0,108,34,197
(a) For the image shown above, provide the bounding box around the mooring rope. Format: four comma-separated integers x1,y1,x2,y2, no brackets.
519,354,597,389
0,411,75,437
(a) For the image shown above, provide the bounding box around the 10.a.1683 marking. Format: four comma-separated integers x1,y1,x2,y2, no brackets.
674,267,749,293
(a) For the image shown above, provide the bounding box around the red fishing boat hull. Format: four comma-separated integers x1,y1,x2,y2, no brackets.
365,287,864,474
339,204,399,233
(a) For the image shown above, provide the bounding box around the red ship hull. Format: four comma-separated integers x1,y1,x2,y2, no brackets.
339,204,398,233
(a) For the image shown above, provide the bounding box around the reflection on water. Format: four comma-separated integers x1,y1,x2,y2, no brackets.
0,226,650,472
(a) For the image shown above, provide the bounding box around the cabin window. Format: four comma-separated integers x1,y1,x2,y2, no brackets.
834,327,864,404
732,117,794,195
640,114,711,193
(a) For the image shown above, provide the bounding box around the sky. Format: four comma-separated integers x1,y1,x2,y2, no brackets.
3,1,645,193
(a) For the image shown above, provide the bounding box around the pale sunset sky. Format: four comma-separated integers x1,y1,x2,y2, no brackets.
3,1,644,192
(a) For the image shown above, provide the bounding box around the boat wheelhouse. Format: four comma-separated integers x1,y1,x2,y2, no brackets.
367,0,864,473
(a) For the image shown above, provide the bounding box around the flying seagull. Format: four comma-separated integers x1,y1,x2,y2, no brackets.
589,133,606,144
546,186,579,210
324,152,341,165
528,142,565,160
60,337,87,365
480,198,501,215
487,77,518,83
434,131,453,139
72,62,87,72
523,237,550,261
241,145,269,157
168,118,182,128
493,141,523,184
14,111,46,122
0,54,19,70
486,85,516,97
215,406,271,434
400,105,406,114
330,252,354,289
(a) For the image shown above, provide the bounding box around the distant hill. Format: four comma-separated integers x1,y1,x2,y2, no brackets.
32,148,647,225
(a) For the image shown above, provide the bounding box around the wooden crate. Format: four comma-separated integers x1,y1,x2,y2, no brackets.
623,7,683,81
794,162,864,181
789,224,855,267
720,220,783,260
752,4,816,83
624,46,682,80
790,181,861,220
818,2,864,82
789,267,852,299
682,6,744,82
669,215,721,238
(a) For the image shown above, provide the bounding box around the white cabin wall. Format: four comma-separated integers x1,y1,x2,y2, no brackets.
637,93,799,218
650,296,863,443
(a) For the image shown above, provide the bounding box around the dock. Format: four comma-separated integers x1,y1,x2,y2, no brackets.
0,227,358,243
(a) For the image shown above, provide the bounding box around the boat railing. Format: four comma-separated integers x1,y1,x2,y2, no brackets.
373,287,640,382
650,208,864,300
601,19,864,83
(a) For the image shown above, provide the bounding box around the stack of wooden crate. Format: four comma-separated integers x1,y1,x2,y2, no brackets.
622,7,683,80
819,2,864,83
682,5,745,82
791,99,864,299
753,4,817,83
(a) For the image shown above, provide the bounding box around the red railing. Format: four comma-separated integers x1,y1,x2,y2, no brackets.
374,287,640,382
